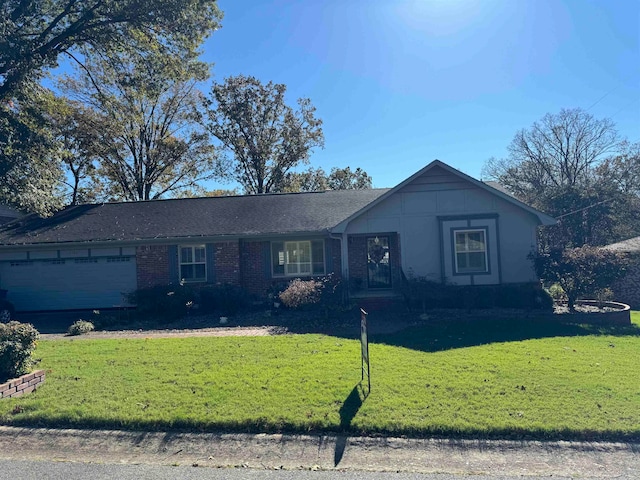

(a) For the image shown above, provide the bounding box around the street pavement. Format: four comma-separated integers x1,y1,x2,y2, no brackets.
0,459,580,480
0,426,638,479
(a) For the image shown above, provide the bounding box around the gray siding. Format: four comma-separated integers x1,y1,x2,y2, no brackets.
344,165,539,285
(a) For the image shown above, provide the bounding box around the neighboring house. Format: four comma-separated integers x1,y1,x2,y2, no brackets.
0,205,21,225
603,236,640,309
0,160,555,312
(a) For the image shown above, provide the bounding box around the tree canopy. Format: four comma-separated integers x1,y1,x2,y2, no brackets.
206,75,324,194
283,166,372,192
483,108,639,247
0,0,222,101
58,54,216,202
0,82,65,214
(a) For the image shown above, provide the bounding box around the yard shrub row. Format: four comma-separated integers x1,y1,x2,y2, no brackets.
127,283,251,321
403,278,553,311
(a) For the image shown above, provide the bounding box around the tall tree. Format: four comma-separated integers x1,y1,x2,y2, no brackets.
60,54,217,201
0,0,222,101
50,98,103,205
283,166,372,192
1,0,222,212
206,75,324,194
483,108,620,202
0,82,65,214
482,108,639,247
327,166,372,190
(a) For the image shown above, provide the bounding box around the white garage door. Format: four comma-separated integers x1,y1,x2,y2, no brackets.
0,256,137,311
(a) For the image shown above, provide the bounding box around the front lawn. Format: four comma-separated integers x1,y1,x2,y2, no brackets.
1,313,638,440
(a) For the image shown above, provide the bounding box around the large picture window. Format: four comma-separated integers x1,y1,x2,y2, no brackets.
180,245,206,282
454,230,487,274
271,240,325,277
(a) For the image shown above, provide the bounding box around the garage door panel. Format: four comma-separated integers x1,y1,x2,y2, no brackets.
0,256,137,311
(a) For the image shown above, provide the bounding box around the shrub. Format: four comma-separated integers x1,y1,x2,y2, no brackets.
198,283,250,316
279,278,324,309
530,245,627,312
0,321,39,382
67,320,95,336
127,284,197,321
403,275,552,311
546,283,567,303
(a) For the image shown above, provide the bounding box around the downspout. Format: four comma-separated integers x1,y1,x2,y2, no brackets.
329,231,349,303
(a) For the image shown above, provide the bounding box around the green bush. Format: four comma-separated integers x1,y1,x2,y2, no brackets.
403,277,552,311
530,245,627,312
198,284,250,316
546,283,567,303
127,285,197,321
0,321,39,382
67,320,95,336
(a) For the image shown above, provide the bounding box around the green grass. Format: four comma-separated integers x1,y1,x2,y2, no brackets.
1,312,639,441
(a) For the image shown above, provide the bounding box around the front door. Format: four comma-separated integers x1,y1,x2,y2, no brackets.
367,236,391,288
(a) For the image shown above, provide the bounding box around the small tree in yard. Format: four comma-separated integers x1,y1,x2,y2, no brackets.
530,245,627,312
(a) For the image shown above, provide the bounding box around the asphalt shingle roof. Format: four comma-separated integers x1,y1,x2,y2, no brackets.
0,189,390,246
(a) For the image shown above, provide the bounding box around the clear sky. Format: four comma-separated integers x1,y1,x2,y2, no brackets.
199,0,639,189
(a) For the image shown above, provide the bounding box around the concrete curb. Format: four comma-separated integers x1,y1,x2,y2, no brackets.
0,426,638,477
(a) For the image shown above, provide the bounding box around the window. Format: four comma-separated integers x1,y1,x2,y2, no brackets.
106,256,131,263
180,245,206,282
271,240,325,277
454,230,488,274
367,236,391,288
74,258,98,264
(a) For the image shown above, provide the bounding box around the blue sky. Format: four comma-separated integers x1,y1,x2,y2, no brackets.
199,0,639,189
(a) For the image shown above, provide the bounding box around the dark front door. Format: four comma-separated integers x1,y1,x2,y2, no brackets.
367,236,391,288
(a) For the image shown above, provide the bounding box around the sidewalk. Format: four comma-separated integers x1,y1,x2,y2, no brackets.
0,426,637,477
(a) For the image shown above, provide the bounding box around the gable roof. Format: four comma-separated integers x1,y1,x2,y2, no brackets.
0,204,21,225
332,160,556,232
603,236,640,253
0,189,389,247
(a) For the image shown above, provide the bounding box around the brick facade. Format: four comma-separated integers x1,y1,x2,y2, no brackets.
133,237,349,299
0,370,45,399
348,233,401,293
240,240,269,296
214,241,240,285
136,245,170,289
239,239,344,298
611,253,640,309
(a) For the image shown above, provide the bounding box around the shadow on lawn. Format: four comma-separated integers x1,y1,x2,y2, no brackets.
335,382,368,467
370,316,640,354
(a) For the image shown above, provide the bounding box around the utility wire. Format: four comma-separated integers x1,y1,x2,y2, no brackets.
556,197,616,219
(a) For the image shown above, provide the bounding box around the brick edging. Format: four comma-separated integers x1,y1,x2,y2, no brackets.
0,370,45,399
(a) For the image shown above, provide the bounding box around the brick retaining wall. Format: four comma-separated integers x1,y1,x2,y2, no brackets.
0,370,45,399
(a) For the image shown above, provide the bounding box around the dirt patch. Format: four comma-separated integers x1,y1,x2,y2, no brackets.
40,325,285,341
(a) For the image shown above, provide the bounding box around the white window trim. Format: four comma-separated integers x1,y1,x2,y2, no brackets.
454,229,488,274
284,240,312,276
179,245,207,282
272,240,326,277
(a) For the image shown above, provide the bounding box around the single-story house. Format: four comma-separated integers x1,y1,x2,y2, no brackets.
603,236,640,309
0,160,555,312
0,205,21,225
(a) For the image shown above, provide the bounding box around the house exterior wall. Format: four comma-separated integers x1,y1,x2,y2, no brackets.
344,165,540,285
240,240,269,296
239,238,342,298
347,233,401,292
136,245,170,288
611,253,640,309
214,241,240,285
